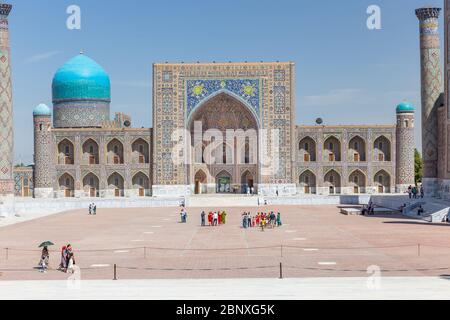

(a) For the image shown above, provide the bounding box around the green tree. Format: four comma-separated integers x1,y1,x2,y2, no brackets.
414,149,423,184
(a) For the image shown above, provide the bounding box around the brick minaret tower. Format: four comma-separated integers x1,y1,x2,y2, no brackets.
416,7,443,195
395,102,416,193
0,3,13,197
33,104,54,198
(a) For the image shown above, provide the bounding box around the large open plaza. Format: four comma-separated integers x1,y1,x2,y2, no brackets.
1,202,450,282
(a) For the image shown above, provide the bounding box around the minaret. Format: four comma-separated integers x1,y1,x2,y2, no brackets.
0,3,14,197
33,104,54,198
416,7,442,195
395,102,416,192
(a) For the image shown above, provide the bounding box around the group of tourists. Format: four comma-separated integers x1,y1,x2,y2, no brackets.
88,203,97,215
407,185,424,199
201,211,227,226
59,244,76,273
242,211,282,230
38,244,76,273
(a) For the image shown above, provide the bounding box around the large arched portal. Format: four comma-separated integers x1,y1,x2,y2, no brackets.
188,92,259,194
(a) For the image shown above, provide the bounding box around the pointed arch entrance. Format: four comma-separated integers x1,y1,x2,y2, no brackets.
194,170,207,195
188,92,259,194
241,170,254,194
216,170,232,194
299,170,316,194
324,169,341,195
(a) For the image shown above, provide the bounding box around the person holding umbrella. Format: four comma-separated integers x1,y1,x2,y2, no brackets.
38,241,54,272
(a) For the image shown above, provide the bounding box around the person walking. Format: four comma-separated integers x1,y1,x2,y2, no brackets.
277,212,282,227
408,185,412,199
88,204,92,215
39,246,50,273
201,211,206,227
213,212,218,226
413,186,418,199
222,211,227,225
59,245,67,271
420,185,425,199
208,212,213,226
243,213,248,229
66,251,76,274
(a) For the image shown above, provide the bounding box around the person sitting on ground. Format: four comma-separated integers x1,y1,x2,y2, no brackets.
418,206,424,216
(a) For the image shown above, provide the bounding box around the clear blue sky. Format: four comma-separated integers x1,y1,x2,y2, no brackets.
8,0,444,164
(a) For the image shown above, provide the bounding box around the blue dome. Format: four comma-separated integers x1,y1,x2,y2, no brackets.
52,54,111,102
396,102,415,113
33,103,52,116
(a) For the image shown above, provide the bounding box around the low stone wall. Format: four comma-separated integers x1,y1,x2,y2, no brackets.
0,197,184,218
264,195,372,206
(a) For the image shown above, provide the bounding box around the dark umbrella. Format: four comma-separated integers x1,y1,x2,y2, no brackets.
39,241,54,248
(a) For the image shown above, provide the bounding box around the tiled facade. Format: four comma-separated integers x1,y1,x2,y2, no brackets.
416,7,443,196
0,4,14,196
295,125,400,195
152,62,297,196
26,60,416,199
34,113,152,198
13,166,33,197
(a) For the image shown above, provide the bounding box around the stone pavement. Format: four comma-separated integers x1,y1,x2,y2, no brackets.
1,277,450,300
2,205,450,280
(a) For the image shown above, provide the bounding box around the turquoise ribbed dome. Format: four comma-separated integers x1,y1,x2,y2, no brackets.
52,54,111,102
396,102,415,113
33,103,52,116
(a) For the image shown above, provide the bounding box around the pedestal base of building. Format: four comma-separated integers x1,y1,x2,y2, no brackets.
437,179,450,200
152,185,191,197
0,180,14,196
0,194,15,218
422,178,438,197
257,184,297,196
34,188,54,199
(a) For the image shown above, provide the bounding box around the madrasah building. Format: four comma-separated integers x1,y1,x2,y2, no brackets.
11,2,450,200
28,57,413,198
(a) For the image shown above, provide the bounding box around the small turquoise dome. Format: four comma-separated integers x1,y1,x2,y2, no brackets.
33,103,52,116
52,54,111,102
396,102,415,113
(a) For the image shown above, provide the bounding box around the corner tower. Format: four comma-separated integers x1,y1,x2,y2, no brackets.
0,3,14,197
33,104,54,198
416,7,443,195
395,102,416,192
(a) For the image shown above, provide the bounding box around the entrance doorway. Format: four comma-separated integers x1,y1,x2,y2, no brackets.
241,170,254,194
216,171,232,193
194,170,207,195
